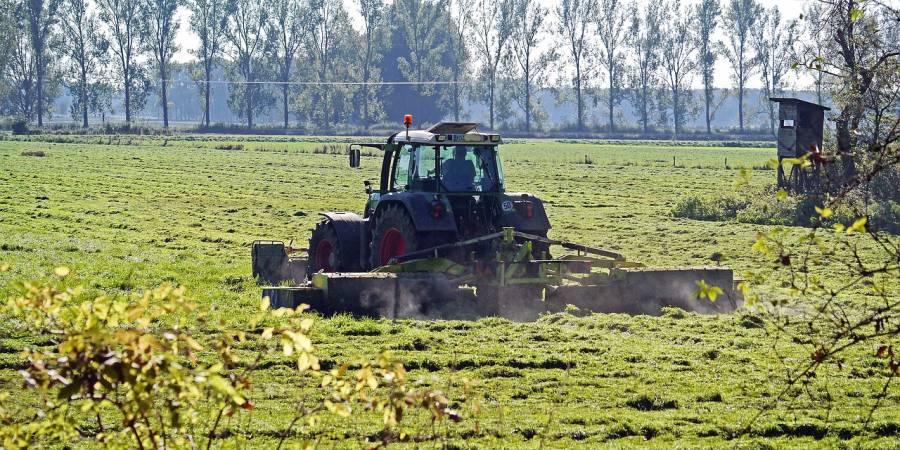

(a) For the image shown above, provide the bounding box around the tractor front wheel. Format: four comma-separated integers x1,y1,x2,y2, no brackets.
307,220,342,276
370,205,418,268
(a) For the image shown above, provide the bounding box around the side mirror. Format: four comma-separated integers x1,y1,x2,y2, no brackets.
349,146,361,168
364,180,372,195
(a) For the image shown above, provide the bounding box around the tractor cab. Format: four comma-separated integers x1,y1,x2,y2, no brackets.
350,122,504,195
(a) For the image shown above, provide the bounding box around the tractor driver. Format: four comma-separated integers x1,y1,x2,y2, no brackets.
441,146,476,191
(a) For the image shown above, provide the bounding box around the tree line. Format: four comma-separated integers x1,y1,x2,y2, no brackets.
0,0,891,136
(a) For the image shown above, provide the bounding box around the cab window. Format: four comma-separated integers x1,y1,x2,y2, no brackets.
411,145,438,190
393,144,412,190
440,145,500,192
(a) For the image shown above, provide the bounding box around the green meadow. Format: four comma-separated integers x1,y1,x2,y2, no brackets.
0,135,896,448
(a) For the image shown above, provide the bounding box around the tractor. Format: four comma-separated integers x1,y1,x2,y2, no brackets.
251,118,742,320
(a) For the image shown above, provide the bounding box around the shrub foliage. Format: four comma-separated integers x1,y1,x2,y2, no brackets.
0,266,468,449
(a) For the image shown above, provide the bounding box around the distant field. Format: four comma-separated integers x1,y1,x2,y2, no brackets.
0,136,896,448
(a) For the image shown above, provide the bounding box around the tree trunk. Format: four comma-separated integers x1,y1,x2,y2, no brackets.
524,65,531,133
246,61,253,129
704,86,711,133
525,83,531,133
575,62,583,131
835,112,857,180
124,73,132,125
282,82,289,129
768,102,776,136
641,84,648,133
673,87,680,140
488,74,495,130
204,67,211,127
362,82,369,129
79,62,88,128
36,62,44,126
453,74,460,121
81,65,88,128
160,66,169,129
738,82,744,133
608,66,614,132
246,83,253,129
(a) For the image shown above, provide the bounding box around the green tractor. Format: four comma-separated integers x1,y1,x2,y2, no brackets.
252,119,741,320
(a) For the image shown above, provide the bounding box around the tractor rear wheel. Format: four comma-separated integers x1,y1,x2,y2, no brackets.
370,205,418,268
307,220,342,276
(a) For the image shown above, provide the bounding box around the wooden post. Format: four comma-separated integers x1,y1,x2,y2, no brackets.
776,156,785,188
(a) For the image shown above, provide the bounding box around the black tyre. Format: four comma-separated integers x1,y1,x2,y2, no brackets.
307,220,342,276
370,205,418,268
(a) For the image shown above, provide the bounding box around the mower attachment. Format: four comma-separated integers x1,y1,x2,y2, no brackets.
254,229,742,320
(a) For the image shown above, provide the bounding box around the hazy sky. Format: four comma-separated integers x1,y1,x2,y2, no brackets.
171,0,814,90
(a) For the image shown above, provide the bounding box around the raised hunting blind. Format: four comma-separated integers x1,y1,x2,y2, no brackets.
769,97,830,192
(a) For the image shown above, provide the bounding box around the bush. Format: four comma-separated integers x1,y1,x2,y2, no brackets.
672,188,833,230
671,192,750,221
0,265,472,449
10,118,28,135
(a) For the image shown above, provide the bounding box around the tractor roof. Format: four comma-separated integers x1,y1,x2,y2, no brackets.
427,122,479,134
392,122,502,145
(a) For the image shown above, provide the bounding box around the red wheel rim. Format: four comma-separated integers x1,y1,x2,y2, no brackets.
315,240,334,272
379,228,406,266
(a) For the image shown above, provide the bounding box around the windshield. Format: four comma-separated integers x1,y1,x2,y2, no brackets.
392,144,503,193
439,145,501,192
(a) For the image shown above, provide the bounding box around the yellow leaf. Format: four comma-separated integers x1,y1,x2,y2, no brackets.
335,403,351,417
815,206,832,218
847,217,867,234
261,327,274,340
281,336,294,356
695,280,724,302
775,189,788,200
0,263,9,272
54,267,71,278
833,223,846,232
298,352,311,371
260,296,270,311
300,318,314,332
751,235,769,254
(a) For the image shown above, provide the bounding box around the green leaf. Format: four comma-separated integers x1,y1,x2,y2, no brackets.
776,189,788,200
850,8,864,22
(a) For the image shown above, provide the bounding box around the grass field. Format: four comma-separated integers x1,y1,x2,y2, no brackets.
0,135,897,448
